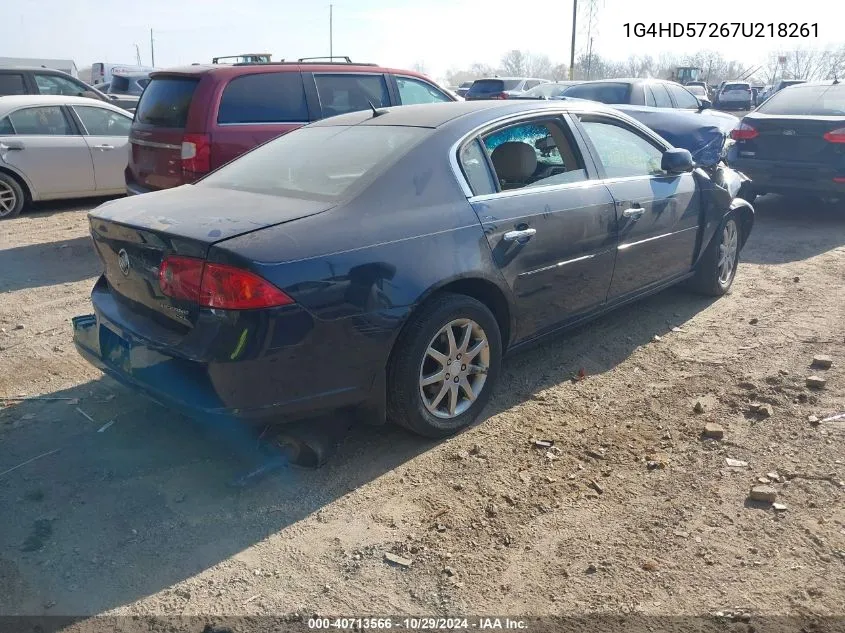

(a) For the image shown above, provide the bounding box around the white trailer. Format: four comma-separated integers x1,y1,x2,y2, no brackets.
0,57,78,77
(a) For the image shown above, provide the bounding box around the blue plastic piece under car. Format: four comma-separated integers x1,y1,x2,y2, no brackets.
611,104,739,167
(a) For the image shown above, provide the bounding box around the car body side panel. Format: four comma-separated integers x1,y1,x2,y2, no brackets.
0,134,96,197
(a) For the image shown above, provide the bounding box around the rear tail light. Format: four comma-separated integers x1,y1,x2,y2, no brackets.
492,92,509,100
159,256,294,310
731,122,759,141
823,127,845,143
181,133,211,176
833,177,845,183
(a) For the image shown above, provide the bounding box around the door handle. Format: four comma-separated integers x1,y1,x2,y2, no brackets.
503,228,537,242
622,206,645,219
93,144,115,151
0,141,24,151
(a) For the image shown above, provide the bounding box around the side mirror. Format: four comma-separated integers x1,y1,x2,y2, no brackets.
661,148,695,174
697,97,712,111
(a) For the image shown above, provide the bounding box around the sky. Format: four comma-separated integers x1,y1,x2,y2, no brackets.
5,0,842,83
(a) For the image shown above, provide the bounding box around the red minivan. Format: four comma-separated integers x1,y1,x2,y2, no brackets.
126,60,457,194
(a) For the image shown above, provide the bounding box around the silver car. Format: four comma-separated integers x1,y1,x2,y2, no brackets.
717,82,753,110
0,95,132,218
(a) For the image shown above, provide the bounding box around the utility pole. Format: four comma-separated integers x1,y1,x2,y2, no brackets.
329,5,333,59
569,0,577,80
135,43,142,66
150,29,155,67
587,37,594,79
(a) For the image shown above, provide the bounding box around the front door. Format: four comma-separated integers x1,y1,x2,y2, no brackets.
457,115,618,342
0,105,95,197
71,105,133,192
572,113,701,300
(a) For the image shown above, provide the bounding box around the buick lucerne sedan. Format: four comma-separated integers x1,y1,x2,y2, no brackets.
73,100,754,439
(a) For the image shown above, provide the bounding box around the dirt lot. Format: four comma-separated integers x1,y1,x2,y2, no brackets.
1,195,844,625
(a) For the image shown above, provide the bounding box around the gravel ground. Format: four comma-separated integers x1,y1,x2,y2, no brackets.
0,194,843,626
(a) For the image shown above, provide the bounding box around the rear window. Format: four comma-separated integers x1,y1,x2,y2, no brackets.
218,72,308,124
756,84,845,116
562,82,631,104
467,79,521,95
198,125,428,201
0,73,26,96
724,84,749,91
134,77,199,128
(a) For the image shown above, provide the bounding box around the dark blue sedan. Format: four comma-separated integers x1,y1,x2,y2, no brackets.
73,100,754,439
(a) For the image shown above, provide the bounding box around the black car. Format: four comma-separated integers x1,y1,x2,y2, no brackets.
562,78,710,110
0,66,135,112
728,80,845,200
73,100,753,439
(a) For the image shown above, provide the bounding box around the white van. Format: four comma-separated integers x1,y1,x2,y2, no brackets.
91,62,156,86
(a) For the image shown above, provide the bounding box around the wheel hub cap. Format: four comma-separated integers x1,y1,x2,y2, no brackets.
717,220,738,285
419,318,490,419
0,181,17,216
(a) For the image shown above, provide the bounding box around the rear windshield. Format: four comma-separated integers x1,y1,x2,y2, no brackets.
198,125,429,201
134,77,199,128
724,83,749,91
468,79,521,95
562,82,631,104
757,84,845,116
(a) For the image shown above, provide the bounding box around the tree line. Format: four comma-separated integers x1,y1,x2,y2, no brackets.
441,46,845,88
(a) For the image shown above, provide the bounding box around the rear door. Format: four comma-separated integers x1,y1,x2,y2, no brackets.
71,105,133,191
211,71,310,168
0,105,95,197
572,112,701,299
458,114,617,340
128,75,200,190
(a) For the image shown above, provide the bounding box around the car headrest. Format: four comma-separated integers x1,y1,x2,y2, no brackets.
491,142,538,183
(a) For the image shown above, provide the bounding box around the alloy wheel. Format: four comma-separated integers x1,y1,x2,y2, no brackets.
717,219,739,285
418,318,490,419
0,180,17,217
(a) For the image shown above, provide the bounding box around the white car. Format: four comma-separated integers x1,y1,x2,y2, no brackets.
0,95,132,218
717,82,753,110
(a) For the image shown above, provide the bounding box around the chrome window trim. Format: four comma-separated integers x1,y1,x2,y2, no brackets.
448,107,672,202
618,225,698,250
518,252,599,277
216,121,309,127
129,138,181,150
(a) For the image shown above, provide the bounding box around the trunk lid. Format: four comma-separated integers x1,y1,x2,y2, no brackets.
88,186,334,327
739,113,845,163
128,76,201,191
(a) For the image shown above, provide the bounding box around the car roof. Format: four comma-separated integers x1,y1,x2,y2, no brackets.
150,63,435,81
308,99,619,129
0,94,127,115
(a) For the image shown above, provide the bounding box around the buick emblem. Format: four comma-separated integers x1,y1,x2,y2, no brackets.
117,249,131,277
783,129,796,136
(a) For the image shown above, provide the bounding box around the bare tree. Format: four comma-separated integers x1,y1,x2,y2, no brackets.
500,50,527,76
411,61,428,76
623,55,655,78
525,53,553,78
469,62,495,78
550,63,569,81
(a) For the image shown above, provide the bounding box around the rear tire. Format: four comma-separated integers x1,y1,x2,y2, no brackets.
387,293,502,439
0,172,25,219
689,212,741,297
